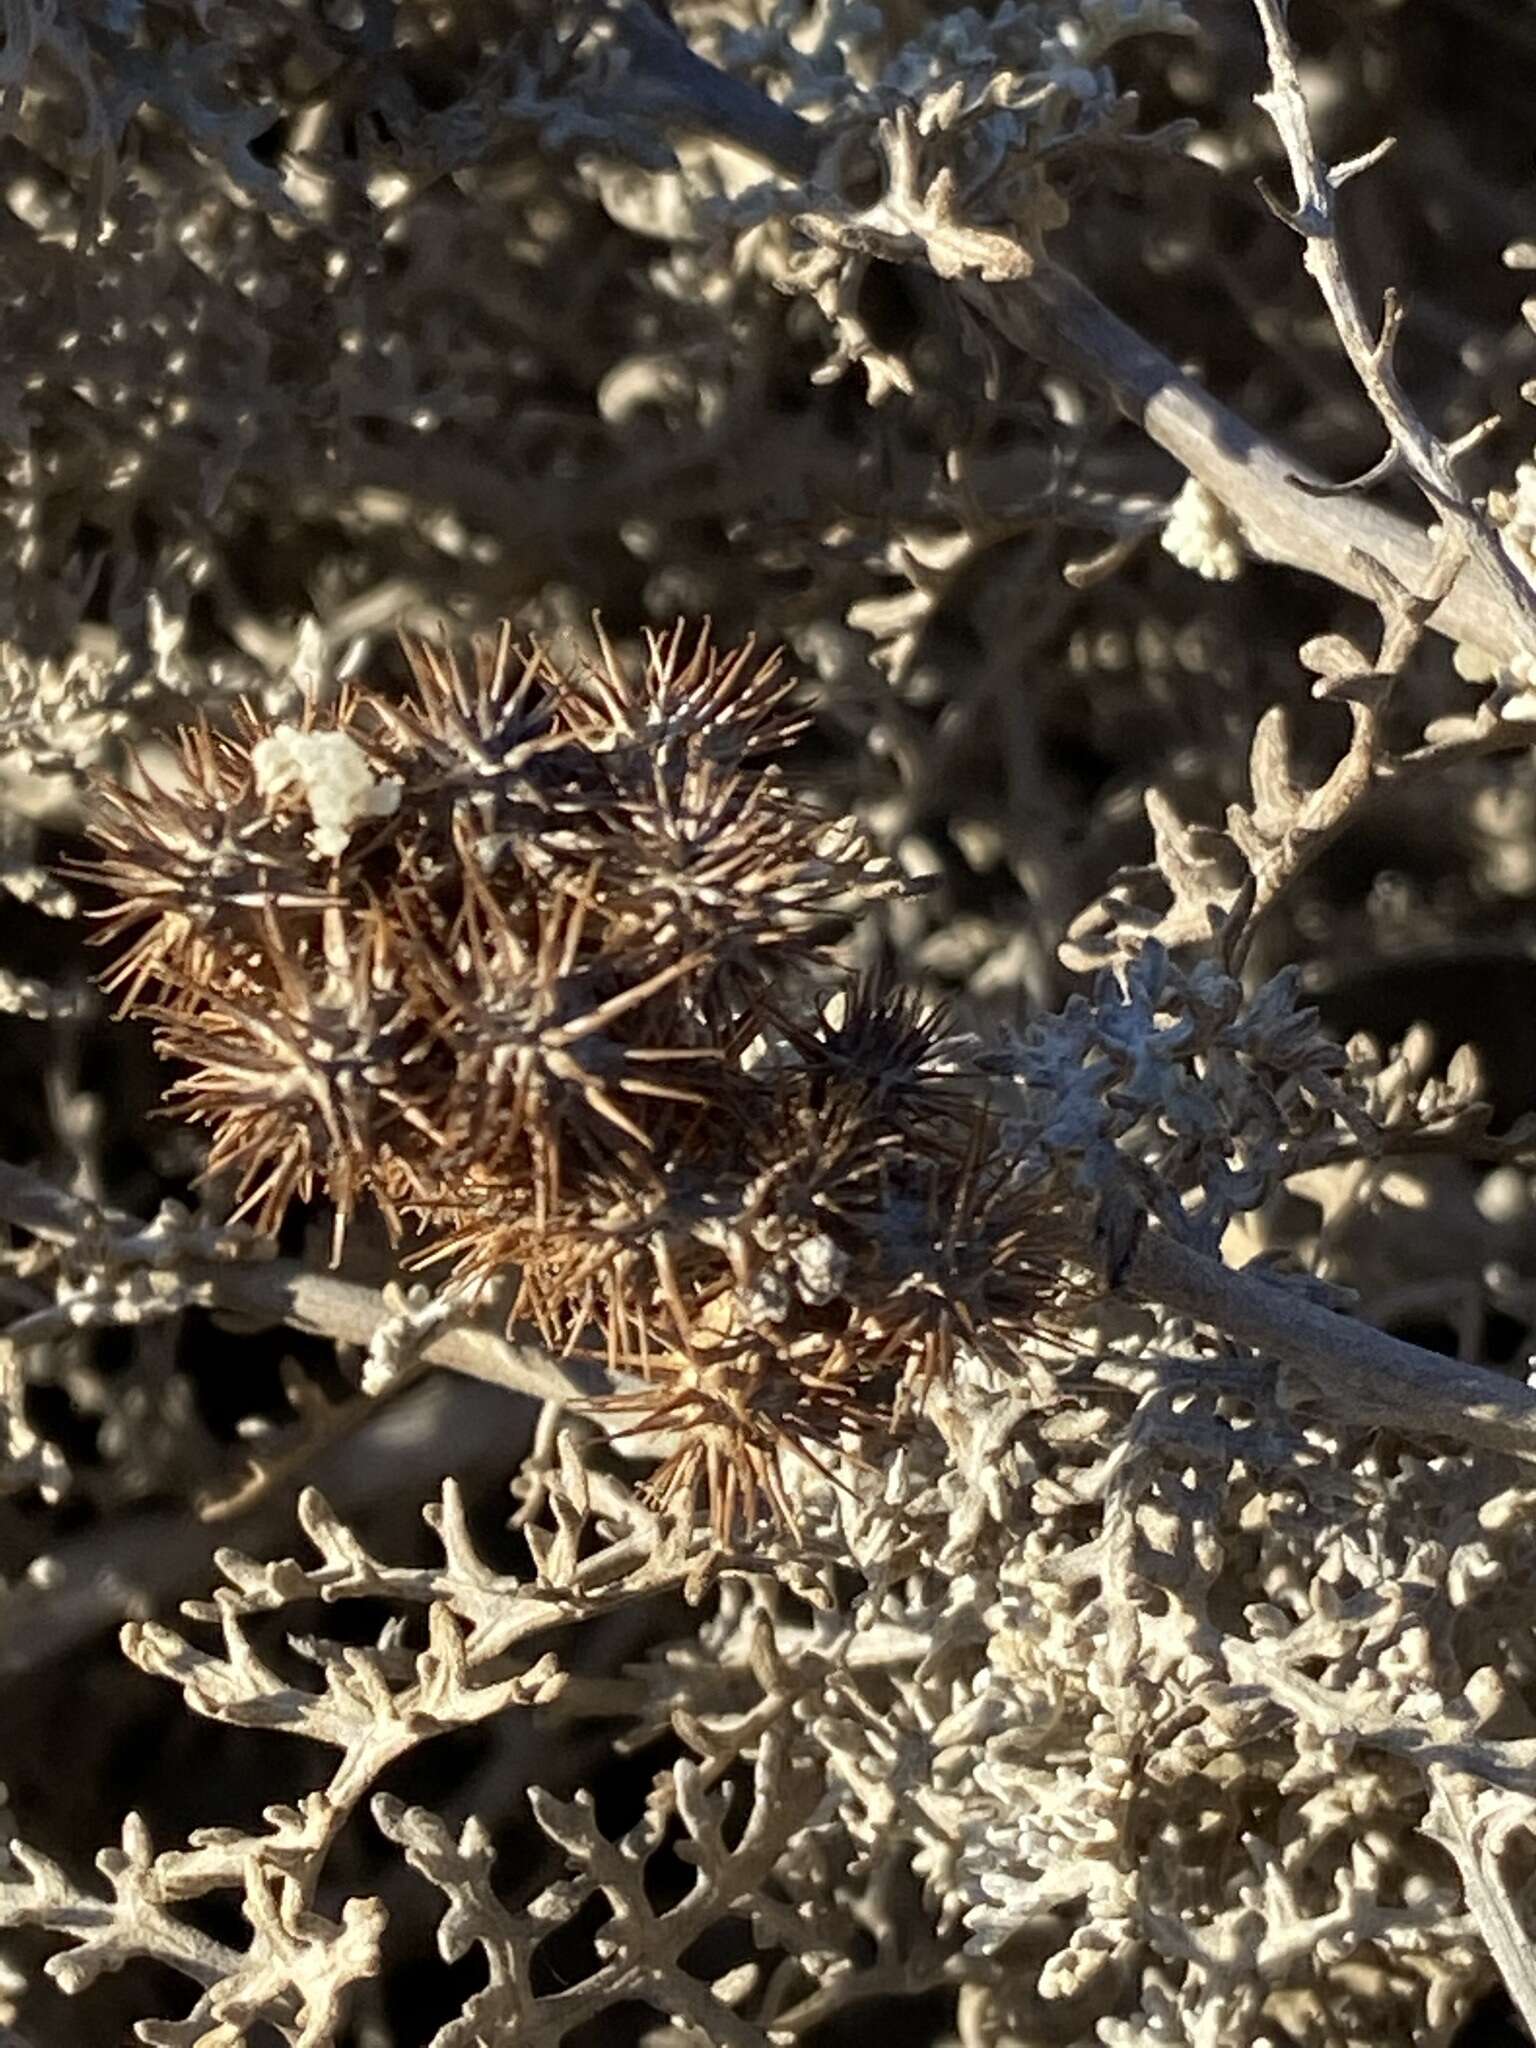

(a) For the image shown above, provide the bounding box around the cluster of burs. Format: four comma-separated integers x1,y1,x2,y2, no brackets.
87,625,1077,1533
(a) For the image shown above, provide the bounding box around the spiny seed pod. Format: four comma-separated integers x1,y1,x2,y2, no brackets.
582,617,806,760
146,906,418,1256
81,713,337,1013
84,619,1086,1538
394,871,718,1220
773,968,977,1136
601,1335,874,1544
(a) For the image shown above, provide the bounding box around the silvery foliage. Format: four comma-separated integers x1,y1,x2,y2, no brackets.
3,1,1536,2044
4,943,1534,2046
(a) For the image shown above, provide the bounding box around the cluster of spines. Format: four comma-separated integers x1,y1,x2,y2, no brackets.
84,622,1075,1536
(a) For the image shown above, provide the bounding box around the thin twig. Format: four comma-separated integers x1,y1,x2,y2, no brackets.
1251,0,1536,664
206,1261,601,1401
1049,489,1485,968
1424,1770,1536,2040
979,266,1526,665
610,0,1535,669
614,1,819,177
0,1161,597,1405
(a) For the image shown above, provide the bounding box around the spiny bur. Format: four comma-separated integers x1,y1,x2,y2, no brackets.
82,621,1082,1537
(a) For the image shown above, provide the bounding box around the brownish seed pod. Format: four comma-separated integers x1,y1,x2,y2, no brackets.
82,621,1080,1536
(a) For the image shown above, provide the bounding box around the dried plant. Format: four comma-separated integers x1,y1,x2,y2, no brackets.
78,621,1096,1540
13,4,1536,2046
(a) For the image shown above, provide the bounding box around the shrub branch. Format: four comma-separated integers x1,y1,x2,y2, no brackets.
1252,0,1536,663
7,1158,1536,1479
616,0,1536,670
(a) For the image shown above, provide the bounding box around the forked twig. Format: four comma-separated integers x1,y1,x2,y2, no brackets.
1252,0,1536,666
611,0,1536,670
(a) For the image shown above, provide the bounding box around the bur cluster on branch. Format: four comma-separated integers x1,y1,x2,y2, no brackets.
82,622,1086,1533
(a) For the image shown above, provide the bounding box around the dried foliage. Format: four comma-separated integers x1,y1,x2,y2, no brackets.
81,621,1100,1540
9,3,1536,2046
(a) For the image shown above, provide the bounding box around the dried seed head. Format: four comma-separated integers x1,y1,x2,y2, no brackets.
592,754,895,1024
79,719,330,1012
373,627,592,862
583,618,805,761
83,619,1083,1536
395,872,718,1219
599,1326,874,1543
779,967,976,1134
149,910,414,1256
842,1116,1082,1410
